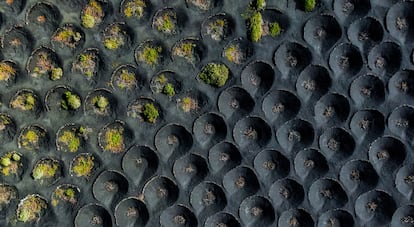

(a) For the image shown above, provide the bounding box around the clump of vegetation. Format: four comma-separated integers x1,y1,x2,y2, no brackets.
10,92,37,111
58,130,81,153
199,63,230,87
0,151,22,177
61,91,81,111
81,0,104,28
137,45,162,66
78,126,88,135
224,45,237,62
244,0,282,41
172,41,197,63
104,127,125,153
252,0,266,10
52,26,82,49
153,10,177,35
224,44,246,64
0,184,17,209
0,114,13,136
103,25,126,50
0,114,12,124
242,0,267,13
163,83,176,97
180,97,198,112
269,22,281,37
71,154,95,178
115,69,137,90
248,12,263,42
304,0,316,12
123,0,146,18
16,195,47,223
51,186,77,206
206,19,228,41
31,51,63,80
244,0,266,16
20,128,45,150
0,61,17,83
31,159,60,183
78,126,93,141
73,51,98,78
142,103,159,123
155,73,167,84
51,68,63,80
92,95,109,113
151,74,177,97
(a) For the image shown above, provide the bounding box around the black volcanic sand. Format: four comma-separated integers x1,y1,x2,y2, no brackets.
1,0,414,226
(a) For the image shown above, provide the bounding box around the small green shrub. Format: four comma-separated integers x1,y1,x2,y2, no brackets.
81,0,104,28
17,195,47,223
155,12,177,34
52,27,82,48
140,46,162,66
93,96,109,112
207,19,227,41
61,91,81,110
163,83,175,97
269,22,281,37
25,95,36,110
0,151,22,176
32,161,59,180
11,93,37,111
104,25,125,50
74,52,97,78
199,63,229,87
81,14,95,29
0,62,16,82
160,16,173,31
21,130,40,149
180,97,198,112
52,187,77,206
104,128,124,153
173,42,196,62
156,74,167,84
304,0,316,12
181,43,195,55
72,154,95,177
224,45,243,64
142,103,159,123
51,67,63,81
104,38,121,49
58,130,81,152
117,69,136,89
248,12,263,42
124,0,146,18
251,0,266,11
